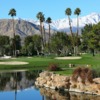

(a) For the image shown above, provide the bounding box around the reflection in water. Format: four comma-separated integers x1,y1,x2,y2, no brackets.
40,87,70,100
0,70,100,100
0,70,41,91
40,87,100,100
0,70,42,100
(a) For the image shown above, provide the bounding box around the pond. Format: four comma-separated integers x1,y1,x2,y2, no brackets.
0,70,100,100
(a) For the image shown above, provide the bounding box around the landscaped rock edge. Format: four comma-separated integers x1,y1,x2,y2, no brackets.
35,71,100,96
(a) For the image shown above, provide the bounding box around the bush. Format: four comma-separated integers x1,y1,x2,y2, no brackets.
48,64,61,71
72,67,93,83
92,68,100,78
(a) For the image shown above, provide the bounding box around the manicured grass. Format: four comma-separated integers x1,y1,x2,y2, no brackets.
54,69,73,76
0,53,100,75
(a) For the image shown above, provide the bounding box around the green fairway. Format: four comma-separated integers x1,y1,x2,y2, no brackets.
0,53,100,75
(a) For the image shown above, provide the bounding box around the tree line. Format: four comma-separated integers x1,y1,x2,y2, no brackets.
0,8,99,57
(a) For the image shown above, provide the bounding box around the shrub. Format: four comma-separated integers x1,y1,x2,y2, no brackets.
72,67,93,83
48,64,61,71
92,68,100,78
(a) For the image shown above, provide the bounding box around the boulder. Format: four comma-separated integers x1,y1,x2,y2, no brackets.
93,78,100,84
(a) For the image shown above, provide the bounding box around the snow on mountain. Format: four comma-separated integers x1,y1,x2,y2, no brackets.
26,13,100,33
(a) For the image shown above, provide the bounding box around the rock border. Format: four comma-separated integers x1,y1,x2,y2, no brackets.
35,71,100,96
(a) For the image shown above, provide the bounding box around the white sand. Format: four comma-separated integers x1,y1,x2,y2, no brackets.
55,56,82,60
0,61,29,65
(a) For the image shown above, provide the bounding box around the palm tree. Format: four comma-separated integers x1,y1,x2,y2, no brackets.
46,17,52,43
8,8,16,56
36,12,45,52
74,8,81,55
65,8,75,55
41,15,45,47
74,8,81,37
46,17,52,53
65,8,73,37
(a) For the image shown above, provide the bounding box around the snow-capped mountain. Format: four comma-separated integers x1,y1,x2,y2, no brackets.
26,13,100,34
0,13,99,39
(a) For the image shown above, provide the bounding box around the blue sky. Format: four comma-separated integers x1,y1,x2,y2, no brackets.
0,0,100,20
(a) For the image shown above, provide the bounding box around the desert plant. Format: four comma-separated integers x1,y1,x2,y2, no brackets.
48,64,61,71
72,67,93,83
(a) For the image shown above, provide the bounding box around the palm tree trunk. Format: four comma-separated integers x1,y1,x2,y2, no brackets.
77,15,79,37
68,16,75,55
12,17,16,57
68,16,73,37
76,15,79,55
49,24,51,43
48,24,51,53
40,21,44,53
43,25,46,47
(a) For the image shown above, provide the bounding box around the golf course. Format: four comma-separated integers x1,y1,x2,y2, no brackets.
0,53,99,75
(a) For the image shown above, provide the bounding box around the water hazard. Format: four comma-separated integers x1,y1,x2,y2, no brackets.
0,70,100,100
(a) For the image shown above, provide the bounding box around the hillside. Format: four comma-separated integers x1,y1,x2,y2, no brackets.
0,19,40,38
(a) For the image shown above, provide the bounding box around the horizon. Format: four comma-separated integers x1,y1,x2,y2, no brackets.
1,0,100,20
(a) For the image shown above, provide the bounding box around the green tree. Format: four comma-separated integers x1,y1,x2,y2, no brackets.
24,36,33,56
32,34,42,55
81,24,93,52
21,46,27,56
0,36,10,55
23,36,38,56
24,36,33,46
92,23,100,51
15,35,21,50
27,42,34,56
51,32,68,55
8,8,16,56
81,24,100,56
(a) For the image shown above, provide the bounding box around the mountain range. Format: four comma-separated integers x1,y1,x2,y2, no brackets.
27,12,100,34
0,12,100,38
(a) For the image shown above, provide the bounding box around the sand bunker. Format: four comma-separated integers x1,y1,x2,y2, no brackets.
55,56,82,60
0,61,29,65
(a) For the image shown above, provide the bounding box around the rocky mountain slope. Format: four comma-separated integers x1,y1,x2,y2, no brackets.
0,13,100,38
0,19,40,38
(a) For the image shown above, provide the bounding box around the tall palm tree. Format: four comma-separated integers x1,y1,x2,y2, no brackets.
65,8,75,55
8,8,16,56
46,17,52,43
74,8,81,55
74,8,81,37
36,12,45,52
46,17,52,52
65,8,73,37
41,15,45,47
